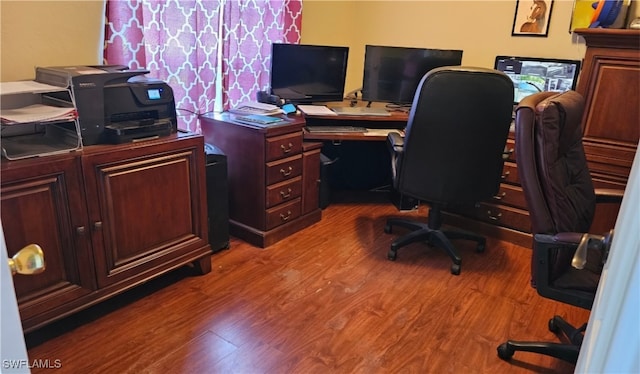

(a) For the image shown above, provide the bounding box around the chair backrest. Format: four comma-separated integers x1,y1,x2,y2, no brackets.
516,91,597,287
514,90,596,236
398,66,514,204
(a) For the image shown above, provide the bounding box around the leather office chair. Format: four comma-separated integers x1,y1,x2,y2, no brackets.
496,90,623,364
385,66,514,275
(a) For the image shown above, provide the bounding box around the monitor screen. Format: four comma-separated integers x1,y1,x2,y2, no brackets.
270,43,349,103
362,45,463,105
494,55,582,103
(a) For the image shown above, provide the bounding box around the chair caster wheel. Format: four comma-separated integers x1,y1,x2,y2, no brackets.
549,316,559,333
497,343,514,360
384,223,392,234
476,241,486,253
450,263,461,275
387,250,397,261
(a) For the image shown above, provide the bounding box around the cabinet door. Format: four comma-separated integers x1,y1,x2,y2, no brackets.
1,156,95,329
82,137,210,288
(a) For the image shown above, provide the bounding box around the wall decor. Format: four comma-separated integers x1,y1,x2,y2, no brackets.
512,0,554,36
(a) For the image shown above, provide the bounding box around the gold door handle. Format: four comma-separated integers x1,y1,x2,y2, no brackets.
8,244,46,276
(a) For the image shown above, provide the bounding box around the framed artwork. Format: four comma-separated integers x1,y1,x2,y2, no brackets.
512,0,554,37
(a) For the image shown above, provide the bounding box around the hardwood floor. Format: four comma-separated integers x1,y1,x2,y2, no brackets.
26,195,588,373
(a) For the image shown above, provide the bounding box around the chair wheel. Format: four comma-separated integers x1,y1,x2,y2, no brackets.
497,343,514,360
450,263,461,275
387,249,397,261
384,223,392,234
549,317,559,333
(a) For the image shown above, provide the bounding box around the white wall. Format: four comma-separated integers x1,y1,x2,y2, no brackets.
0,0,105,82
301,1,588,94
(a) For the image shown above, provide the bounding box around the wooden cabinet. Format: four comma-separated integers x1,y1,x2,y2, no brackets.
1,133,212,333
574,28,639,233
200,113,322,247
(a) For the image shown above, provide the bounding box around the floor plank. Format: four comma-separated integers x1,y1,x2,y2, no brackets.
26,197,587,373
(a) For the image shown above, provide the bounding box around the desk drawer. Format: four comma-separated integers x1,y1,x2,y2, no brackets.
501,161,519,185
490,183,527,209
467,202,531,233
266,198,301,230
266,177,302,208
504,138,516,162
266,155,303,185
266,133,303,162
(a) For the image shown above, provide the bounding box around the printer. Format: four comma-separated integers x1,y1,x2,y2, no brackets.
35,65,177,145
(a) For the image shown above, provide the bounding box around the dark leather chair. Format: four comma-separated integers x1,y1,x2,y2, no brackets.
385,66,514,275
496,90,623,364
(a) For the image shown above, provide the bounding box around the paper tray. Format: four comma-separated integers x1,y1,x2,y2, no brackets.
1,124,81,160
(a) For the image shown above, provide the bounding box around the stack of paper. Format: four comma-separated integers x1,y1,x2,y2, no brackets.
297,105,337,116
1,104,77,125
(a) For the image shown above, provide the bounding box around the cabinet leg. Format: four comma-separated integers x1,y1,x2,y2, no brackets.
193,255,212,275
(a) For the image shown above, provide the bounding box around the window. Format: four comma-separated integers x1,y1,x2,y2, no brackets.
104,0,302,132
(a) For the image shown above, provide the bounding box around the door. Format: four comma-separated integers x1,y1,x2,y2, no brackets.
1,224,31,374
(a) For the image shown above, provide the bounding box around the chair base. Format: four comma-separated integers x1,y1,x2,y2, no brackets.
384,217,486,275
496,315,586,364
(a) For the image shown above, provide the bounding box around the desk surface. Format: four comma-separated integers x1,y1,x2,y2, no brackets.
303,101,409,141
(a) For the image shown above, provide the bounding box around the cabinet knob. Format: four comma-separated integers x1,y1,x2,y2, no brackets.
280,188,292,199
492,192,506,201
8,244,45,276
76,226,86,235
281,142,293,153
280,166,293,177
487,211,502,221
280,210,292,221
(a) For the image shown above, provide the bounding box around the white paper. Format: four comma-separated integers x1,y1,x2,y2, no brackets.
0,81,66,96
297,105,338,116
1,104,76,124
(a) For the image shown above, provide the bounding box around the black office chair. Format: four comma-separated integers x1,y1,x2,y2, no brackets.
384,66,514,275
496,90,623,364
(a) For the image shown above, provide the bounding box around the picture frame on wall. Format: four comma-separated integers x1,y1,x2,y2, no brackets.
512,0,554,37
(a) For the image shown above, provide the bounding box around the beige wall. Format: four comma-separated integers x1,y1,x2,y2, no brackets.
301,0,588,93
0,1,105,82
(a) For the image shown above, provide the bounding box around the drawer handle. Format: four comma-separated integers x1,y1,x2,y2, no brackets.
502,147,514,160
280,210,292,221
93,221,103,230
76,226,86,236
492,192,506,201
281,142,293,153
280,166,293,176
280,188,292,199
487,211,502,221
501,171,510,180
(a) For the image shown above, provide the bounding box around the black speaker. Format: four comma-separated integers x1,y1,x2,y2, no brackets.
205,143,230,252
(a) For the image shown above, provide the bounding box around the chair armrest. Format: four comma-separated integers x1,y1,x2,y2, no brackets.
595,188,624,204
387,132,404,153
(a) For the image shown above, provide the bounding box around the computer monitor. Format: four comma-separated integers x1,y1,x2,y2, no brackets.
270,43,349,103
494,55,582,103
361,45,463,105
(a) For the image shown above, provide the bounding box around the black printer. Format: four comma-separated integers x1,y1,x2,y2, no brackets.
35,65,177,145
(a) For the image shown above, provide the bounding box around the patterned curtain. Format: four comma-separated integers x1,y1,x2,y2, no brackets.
104,0,302,132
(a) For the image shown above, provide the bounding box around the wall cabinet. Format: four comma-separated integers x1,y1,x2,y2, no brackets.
200,113,322,247
1,133,212,333
574,28,639,233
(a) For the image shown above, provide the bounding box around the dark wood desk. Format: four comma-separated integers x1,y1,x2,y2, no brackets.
302,102,409,141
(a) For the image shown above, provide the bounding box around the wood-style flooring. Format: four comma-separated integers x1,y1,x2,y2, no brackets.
26,194,588,373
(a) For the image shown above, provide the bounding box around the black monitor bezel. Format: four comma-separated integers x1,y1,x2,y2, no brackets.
361,45,464,105
493,55,582,104
269,43,349,104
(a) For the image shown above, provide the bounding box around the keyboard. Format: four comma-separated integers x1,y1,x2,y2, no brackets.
330,107,391,117
305,126,368,133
